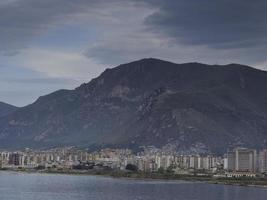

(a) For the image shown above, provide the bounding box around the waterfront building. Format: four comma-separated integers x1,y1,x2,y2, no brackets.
8,153,24,166
259,149,267,173
0,147,255,174
0,152,9,167
0,155,2,168
227,148,257,172
223,157,228,170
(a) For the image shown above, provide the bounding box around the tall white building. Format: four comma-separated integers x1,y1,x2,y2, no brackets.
223,157,228,170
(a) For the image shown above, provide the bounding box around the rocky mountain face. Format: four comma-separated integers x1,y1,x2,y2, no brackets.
0,102,17,117
0,58,267,154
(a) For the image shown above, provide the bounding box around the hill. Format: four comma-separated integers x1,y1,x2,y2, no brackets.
0,102,18,117
0,58,267,154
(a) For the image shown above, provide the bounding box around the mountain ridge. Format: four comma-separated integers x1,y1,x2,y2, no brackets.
0,58,267,154
0,102,18,118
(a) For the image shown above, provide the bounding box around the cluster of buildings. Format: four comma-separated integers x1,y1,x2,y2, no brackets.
225,148,267,177
0,148,133,170
1,147,267,177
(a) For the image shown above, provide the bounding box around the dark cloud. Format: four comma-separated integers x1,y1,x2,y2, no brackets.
143,0,267,49
3,0,267,53
2,0,267,106
83,0,267,66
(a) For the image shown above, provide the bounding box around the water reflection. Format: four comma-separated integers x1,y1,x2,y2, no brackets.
0,172,266,200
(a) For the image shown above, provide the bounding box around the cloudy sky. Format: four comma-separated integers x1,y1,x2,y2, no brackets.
1,0,267,106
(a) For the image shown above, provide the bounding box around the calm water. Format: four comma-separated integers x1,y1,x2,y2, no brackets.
0,172,267,200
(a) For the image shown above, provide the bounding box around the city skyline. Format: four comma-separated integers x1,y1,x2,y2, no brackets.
1,146,267,176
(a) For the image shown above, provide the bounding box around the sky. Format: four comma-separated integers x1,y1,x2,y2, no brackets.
1,0,267,106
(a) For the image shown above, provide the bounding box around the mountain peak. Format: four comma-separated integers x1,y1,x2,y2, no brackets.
1,59,267,153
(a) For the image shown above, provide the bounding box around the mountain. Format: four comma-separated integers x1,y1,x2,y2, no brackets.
0,58,267,154
0,102,17,117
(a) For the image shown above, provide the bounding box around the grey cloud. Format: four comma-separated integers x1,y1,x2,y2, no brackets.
2,0,267,52
84,34,167,65
2,0,267,68
0,0,118,52
142,0,267,49
84,0,267,66
3,77,80,85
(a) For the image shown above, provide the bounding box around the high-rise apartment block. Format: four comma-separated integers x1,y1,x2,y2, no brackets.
259,150,267,173
227,148,257,172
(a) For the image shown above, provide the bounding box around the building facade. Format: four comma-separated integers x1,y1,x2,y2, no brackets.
227,148,257,172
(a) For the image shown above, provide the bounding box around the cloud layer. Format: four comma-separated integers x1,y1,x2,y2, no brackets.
143,0,267,49
1,0,267,106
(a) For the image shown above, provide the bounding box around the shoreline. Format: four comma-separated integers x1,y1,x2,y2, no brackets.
2,169,267,188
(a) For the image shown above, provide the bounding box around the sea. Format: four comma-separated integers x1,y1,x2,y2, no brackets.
0,171,266,200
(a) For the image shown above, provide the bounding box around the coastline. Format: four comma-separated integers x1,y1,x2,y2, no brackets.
1,169,267,188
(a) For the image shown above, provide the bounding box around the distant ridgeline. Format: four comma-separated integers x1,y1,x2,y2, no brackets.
0,102,17,118
0,58,267,154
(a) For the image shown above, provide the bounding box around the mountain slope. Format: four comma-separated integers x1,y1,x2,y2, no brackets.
0,102,18,117
0,58,267,154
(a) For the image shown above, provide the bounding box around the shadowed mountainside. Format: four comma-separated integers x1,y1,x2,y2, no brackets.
0,58,267,154
0,102,18,117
